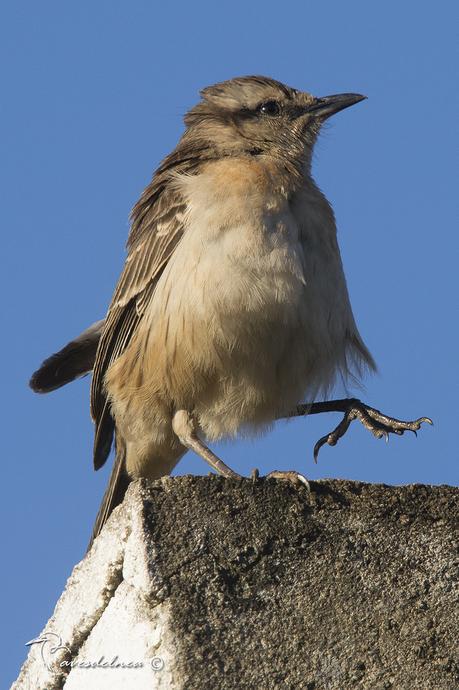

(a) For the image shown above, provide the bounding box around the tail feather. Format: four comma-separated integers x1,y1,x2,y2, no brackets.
93,399,115,470
88,442,187,551
88,435,130,552
29,319,104,393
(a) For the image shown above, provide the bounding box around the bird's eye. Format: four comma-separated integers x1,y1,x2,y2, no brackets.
258,100,281,116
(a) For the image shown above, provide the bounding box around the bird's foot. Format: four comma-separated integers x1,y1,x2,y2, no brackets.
251,467,310,490
313,399,433,462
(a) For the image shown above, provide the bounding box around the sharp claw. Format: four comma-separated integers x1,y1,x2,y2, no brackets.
313,442,321,464
289,472,311,488
313,436,327,463
419,417,434,426
297,474,310,487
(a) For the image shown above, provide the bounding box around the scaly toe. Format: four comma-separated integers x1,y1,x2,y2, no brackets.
266,470,310,490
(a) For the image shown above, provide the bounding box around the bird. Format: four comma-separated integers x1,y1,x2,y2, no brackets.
30,76,431,548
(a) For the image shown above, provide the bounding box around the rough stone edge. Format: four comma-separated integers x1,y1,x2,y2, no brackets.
11,476,458,689
11,486,135,690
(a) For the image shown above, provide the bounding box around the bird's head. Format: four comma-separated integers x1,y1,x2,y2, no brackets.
183,75,366,172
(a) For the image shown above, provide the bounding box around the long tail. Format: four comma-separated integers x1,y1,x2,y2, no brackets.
29,319,104,393
88,435,130,552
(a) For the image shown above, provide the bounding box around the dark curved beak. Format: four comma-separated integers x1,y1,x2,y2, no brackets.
307,93,366,119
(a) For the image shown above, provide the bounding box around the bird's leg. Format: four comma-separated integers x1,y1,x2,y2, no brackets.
173,410,309,487
172,410,243,479
286,398,432,462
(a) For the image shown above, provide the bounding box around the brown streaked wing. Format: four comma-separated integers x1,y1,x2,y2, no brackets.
111,200,187,308
90,186,187,469
90,135,215,470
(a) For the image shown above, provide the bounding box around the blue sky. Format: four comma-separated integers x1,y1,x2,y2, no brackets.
2,1,457,685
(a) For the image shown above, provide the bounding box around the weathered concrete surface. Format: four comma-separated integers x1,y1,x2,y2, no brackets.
12,476,458,689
